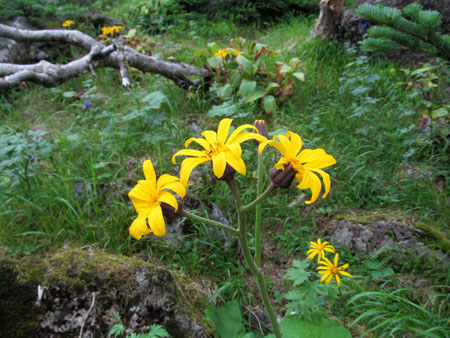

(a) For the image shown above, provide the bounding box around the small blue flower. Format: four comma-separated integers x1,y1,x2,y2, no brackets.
85,100,90,110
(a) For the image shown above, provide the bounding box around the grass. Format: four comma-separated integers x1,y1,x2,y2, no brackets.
1,8,449,337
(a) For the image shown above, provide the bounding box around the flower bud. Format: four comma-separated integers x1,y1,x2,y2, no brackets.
160,198,183,220
269,165,296,188
253,120,269,139
216,164,236,182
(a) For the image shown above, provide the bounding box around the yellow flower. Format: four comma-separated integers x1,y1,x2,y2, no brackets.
259,131,336,204
215,48,230,58
62,20,74,28
101,26,112,35
317,253,353,287
101,26,123,36
112,25,124,34
233,49,242,56
307,238,335,262
390,68,396,73
128,159,186,239
172,118,265,186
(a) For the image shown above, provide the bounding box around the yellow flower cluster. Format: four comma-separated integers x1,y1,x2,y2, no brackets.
214,48,242,58
307,238,353,287
129,119,337,240
62,20,74,28
101,26,124,36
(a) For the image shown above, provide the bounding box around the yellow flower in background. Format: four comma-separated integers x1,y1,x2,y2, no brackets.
317,253,353,287
233,49,242,56
390,68,396,73
259,131,336,204
215,48,230,58
128,159,186,239
101,26,124,36
62,20,74,28
307,238,335,262
172,118,266,186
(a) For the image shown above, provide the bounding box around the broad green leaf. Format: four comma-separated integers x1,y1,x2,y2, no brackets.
207,101,237,118
238,79,257,98
63,91,76,98
236,55,254,76
207,42,218,54
148,323,171,338
265,82,280,93
204,299,246,338
431,107,448,119
280,317,351,338
216,84,232,100
230,70,242,89
142,91,167,109
244,91,264,104
263,95,277,113
293,72,305,82
207,57,222,68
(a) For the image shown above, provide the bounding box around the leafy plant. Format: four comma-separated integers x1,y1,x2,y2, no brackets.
355,3,450,61
203,39,305,114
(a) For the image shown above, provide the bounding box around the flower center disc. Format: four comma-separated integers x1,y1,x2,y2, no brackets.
331,267,339,275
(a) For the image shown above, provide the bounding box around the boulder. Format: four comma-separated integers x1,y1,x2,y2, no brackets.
0,248,214,337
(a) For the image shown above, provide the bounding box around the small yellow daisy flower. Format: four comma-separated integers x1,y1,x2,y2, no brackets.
62,20,74,28
215,48,230,58
233,49,242,56
317,253,353,287
307,238,335,262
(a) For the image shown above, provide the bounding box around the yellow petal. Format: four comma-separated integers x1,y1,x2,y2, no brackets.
303,171,321,204
217,118,233,145
339,271,353,277
228,131,264,145
278,134,294,157
334,253,339,266
286,131,303,155
179,157,210,187
226,124,256,144
142,160,156,190
340,263,349,269
310,168,331,199
172,148,207,164
336,274,341,287
148,206,166,237
201,130,218,146
212,151,227,178
161,180,186,198
129,181,152,203
184,137,210,150
226,143,243,158
129,214,150,240
158,191,178,211
324,274,334,284
225,152,246,175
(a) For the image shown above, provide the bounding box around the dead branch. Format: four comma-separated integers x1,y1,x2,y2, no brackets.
0,24,211,90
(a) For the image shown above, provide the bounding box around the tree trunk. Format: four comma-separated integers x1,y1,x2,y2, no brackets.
311,0,346,39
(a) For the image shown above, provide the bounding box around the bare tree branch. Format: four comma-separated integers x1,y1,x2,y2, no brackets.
0,24,212,90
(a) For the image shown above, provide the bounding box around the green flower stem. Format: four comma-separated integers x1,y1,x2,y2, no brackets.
255,152,264,268
339,287,347,328
181,209,239,235
227,179,282,338
242,182,276,212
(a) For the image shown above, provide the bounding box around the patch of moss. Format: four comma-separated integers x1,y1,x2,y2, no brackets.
0,258,39,337
414,223,450,253
333,209,410,225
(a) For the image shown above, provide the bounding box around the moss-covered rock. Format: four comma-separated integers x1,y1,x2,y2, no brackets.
0,248,214,337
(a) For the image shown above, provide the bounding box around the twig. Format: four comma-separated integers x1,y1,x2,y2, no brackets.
79,291,96,338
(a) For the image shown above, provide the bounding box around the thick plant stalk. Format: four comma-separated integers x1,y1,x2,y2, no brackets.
255,152,264,267
227,180,282,338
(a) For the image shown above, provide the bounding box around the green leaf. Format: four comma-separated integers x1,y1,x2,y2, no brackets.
207,42,218,54
207,101,237,118
108,323,125,337
293,72,305,82
431,106,449,119
263,95,277,113
148,323,171,338
236,55,254,76
207,56,222,68
63,91,76,98
280,317,352,338
215,84,233,100
238,79,257,98
142,91,168,109
265,82,280,93
244,91,264,104
285,260,311,286
204,299,246,338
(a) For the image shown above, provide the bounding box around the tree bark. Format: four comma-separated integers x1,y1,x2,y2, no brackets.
0,24,211,90
311,0,346,39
